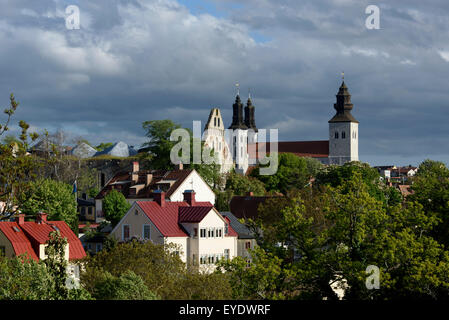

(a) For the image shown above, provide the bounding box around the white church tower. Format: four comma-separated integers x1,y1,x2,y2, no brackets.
228,86,258,175
328,80,359,165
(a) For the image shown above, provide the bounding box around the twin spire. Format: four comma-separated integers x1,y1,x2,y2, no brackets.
229,84,258,132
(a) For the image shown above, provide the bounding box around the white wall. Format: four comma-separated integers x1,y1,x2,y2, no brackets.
196,209,237,273
169,171,216,205
329,122,358,164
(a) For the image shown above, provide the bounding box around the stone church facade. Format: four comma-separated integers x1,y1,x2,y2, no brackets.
202,80,359,174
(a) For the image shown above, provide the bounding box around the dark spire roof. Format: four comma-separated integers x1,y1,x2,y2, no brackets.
229,94,248,130
329,81,359,123
244,96,258,132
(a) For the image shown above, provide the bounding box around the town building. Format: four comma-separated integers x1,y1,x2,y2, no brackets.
110,190,238,273
0,213,86,287
94,161,216,221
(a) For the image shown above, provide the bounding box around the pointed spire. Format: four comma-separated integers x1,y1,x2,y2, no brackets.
244,89,257,132
229,84,247,130
329,78,359,123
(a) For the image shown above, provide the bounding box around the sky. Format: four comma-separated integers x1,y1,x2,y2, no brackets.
0,0,449,167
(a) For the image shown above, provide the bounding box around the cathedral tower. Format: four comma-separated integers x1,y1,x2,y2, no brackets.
328,80,359,165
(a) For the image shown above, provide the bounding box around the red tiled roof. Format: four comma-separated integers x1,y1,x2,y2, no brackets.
137,201,191,237
179,206,214,223
137,201,236,238
19,221,85,261
0,222,39,261
223,216,238,237
249,141,329,159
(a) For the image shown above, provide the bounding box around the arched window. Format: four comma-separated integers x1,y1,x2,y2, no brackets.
335,132,339,139
214,118,216,126
342,131,346,139
218,118,220,127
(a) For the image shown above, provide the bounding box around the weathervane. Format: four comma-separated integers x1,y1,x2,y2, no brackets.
341,71,345,81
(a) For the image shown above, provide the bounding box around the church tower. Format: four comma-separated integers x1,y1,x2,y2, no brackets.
228,88,250,174
244,94,258,146
328,80,359,165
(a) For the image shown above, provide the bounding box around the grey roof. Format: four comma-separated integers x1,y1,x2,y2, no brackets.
221,211,255,239
71,142,97,158
94,141,138,158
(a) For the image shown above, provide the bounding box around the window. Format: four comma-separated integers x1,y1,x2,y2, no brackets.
335,132,339,139
217,228,222,238
216,109,218,116
224,249,230,260
214,118,217,126
225,223,229,235
87,243,92,250
200,228,206,238
218,118,220,127
342,131,346,139
96,243,102,252
81,207,86,215
246,259,251,268
135,210,139,215
143,225,151,240
123,225,130,241
200,255,206,265
245,241,251,249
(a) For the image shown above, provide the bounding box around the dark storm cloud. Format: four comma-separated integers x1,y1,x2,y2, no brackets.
0,0,448,166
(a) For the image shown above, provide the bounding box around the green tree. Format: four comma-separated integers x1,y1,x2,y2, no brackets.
95,142,113,152
225,172,266,196
102,189,131,227
0,255,57,300
18,179,78,232
93,270,158,300
141,120,182,170
408,159,449,247
81,240,232,300
219,171,449,300
251,153,319,194
0,94,39,220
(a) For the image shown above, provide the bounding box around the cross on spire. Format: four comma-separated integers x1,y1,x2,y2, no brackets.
235,82,240,96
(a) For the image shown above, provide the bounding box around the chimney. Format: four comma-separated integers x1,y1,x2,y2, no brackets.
15,214,25,225
36,212,48,224
183,190,196,206
153,191,166,207
133,161,139,173
176,163,183,170
246,191,254,197
146,174,153,186
132,161,139,183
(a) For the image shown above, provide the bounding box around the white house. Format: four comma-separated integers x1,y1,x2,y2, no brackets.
95,162,216,222
109,190,238,273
